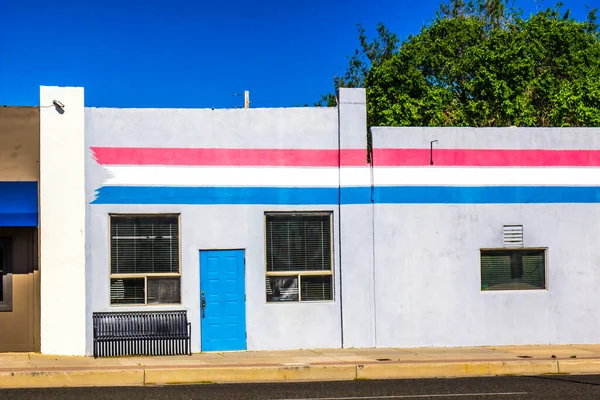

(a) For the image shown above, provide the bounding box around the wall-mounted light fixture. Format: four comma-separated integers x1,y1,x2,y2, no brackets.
430,140,438,165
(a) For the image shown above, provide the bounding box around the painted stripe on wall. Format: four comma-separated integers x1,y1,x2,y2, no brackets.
102,166,600,187
103,166,374,187
370,186,600,204
92,186,341,205
92,147,369,167
93,147,600,167
104,166,340,187
373,149,600,166
373,167,600,186
92,185,600,205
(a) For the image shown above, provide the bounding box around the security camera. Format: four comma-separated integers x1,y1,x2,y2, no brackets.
52,100,65,108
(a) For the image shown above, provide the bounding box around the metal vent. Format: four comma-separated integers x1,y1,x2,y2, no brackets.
503,225,523,247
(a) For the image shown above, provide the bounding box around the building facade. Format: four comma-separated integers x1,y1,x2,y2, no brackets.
0,106,40,353
1,85,599,355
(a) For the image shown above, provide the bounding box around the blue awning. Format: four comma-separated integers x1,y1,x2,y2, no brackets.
0,182,38,227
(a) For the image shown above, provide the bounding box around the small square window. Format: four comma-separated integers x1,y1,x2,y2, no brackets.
266,276,299,302
301,275,332,302
147,277,181,304
110,277,145,305
481,249,546,291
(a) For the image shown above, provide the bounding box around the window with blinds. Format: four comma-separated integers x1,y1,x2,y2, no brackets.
480,249,546,291
110,215,181,305
265,213,333,302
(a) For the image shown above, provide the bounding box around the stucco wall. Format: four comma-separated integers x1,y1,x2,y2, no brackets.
373,203,600,347
0,107,40,181
40,86,87,356
337,88,376,349
369,126,600,348
86,204,342,353
84,105,344,354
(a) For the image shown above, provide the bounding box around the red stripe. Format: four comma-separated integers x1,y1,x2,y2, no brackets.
91,147,369,166
372,149,600,166
91,147,600,167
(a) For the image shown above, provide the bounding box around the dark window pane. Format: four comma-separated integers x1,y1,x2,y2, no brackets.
301,275,333,301
266,276,299,302
147,277,181,304
111,215,179,274
266,214,331,272
481,250,545,291
110,278,145,304
0,248,3,302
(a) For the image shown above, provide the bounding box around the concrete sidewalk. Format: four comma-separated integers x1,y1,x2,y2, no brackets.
2,344,600,388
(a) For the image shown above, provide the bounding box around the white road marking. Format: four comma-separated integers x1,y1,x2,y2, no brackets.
270,392,528,400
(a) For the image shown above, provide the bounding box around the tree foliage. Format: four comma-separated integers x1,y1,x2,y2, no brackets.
320,0,600,128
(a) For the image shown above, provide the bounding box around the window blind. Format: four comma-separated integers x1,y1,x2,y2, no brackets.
147,277,181,304
266,214,331,272
110,215,181,306
481,249,545,291
301,275,332,301
111,215,179,274
266,276,299,302
110,278,145,304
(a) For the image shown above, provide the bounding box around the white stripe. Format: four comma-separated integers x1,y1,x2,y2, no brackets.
104,166,341,187
269,392,527,400
102,166,600,188
373,167,600,186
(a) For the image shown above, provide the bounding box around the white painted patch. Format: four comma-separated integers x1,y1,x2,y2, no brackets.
373,167,600,186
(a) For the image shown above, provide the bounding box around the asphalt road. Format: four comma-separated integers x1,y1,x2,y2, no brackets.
2,375,600,400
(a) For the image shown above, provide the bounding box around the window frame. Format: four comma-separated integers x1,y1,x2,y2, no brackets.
264,211,335,304
108,213,182,306
0,237,13,312
479,247,548,292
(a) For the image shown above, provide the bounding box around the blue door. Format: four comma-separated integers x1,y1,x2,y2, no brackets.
200,250,246,351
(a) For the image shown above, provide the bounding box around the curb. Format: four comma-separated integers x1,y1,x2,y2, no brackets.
1,359,600,389
0,369,144,389
145,364,357,385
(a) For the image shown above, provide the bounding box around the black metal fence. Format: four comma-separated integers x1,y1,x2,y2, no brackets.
92,310,191,358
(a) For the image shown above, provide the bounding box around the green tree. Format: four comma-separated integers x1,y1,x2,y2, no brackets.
322,0,600,128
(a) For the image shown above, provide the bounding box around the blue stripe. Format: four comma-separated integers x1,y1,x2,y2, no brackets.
372,186,600,204
0,182,38,226
93,186,340,205
92,185,600,205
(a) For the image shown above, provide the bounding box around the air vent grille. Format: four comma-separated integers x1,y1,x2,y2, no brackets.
503,225,523,247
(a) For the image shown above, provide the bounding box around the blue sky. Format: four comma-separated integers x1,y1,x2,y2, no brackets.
0,0,594,108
